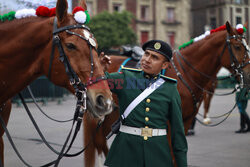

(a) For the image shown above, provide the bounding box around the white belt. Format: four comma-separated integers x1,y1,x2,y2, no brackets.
119,125,167,137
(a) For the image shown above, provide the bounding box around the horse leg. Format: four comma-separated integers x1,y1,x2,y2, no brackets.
83,113,97,167
93,110,120,165
84,112,115,167
93,124,107,167
166,121,178,167
100,110,119,156
184,113,197,135
203,92,208,119
203,92,211,124
0,100,12,166
203,92,213,124
95,127,108,157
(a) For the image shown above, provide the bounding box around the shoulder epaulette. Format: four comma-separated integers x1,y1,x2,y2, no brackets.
121,65,142,72
160,75,177,83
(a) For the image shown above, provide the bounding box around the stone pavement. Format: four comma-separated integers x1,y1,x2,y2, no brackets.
3,89,250,167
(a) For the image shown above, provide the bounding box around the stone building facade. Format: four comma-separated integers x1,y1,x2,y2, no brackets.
192,0,250,42
73,0,191,48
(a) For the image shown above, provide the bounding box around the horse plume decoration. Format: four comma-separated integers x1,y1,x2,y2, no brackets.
82,22,250,167
0,0,114,165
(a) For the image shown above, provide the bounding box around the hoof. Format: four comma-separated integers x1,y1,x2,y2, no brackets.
203,117,211,124
187,129,195,136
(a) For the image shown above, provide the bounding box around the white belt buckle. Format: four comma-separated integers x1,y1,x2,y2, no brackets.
141,128,153,137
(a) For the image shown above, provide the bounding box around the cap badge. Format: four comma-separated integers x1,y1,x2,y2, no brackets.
154,42,161,50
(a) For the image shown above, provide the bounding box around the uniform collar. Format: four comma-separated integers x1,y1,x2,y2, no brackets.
142,71,160,80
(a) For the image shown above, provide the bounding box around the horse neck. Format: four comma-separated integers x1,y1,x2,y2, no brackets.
178,31,226,90
0,17,54,103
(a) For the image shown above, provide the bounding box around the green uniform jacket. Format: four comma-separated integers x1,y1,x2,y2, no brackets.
104,67,188,167
236,87,249,111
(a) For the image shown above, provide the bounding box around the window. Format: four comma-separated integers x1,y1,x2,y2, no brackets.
219,8,223,26
245,8,249,39
234,0,243,4
236,16,242,24
230,7,233,25
209,8,216,14
210,17,217,29
86,2,93,16
236,8,242,13
245,8,249,22
113,3,121,12
166,7,175,23
244,0,248,5
141,31,149,46
141,5,149,21
167,32,175,48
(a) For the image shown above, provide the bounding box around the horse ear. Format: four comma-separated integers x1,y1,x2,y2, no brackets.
79,0,88,10
226,21,234,35
56,0,68,23
244,21,248,29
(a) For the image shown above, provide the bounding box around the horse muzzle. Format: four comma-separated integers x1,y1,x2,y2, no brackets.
86,93,114,119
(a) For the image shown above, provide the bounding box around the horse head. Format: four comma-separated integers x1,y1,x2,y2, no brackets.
221,21,250,88
43,0,114,118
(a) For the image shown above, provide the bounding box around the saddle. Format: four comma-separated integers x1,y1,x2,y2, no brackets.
119,45,144,69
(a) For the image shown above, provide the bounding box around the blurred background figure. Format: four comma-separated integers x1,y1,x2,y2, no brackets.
235,84,250,133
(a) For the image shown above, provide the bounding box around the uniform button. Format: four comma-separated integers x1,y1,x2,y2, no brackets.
145,126,149,128
144,136,148,140
145,107,150,112
146,99,151,103
145,117,149,122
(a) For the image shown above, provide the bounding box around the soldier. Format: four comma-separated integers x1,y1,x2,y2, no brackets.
100,40,188,167
235,85,250,133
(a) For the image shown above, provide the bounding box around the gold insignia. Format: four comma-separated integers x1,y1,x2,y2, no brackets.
154,42,161,50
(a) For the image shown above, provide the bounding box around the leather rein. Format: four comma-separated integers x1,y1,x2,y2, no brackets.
0,18,107,167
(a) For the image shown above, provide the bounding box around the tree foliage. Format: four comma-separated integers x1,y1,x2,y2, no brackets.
88,11,137,51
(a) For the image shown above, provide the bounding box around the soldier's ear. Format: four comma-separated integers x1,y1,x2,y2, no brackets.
162,61,170,70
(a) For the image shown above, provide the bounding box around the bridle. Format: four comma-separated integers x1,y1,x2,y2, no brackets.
0,18,109,167
172,32,249,124
47,18,109,165
48,17,107,118
225,34,250,88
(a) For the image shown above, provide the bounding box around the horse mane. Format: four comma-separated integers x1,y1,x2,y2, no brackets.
179,24,229,51
179,30,226,55
0,16,49,32
0,5,90,31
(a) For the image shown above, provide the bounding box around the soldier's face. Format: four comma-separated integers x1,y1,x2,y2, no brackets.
140,50,169,75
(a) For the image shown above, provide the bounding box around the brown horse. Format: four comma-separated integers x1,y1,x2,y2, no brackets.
0,0,114,165
83,21,250,167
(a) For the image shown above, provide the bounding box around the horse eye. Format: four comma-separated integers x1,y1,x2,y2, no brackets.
234,45,241,51
66,43,76,50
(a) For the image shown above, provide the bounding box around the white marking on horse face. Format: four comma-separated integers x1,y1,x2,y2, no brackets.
106,98,111,106
106,98,113,113
242,39,250,58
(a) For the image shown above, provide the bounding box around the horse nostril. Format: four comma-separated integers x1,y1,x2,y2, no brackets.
96,95,105,108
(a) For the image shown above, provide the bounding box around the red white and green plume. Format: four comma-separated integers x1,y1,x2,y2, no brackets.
179,24,247,49
0,6,90,24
